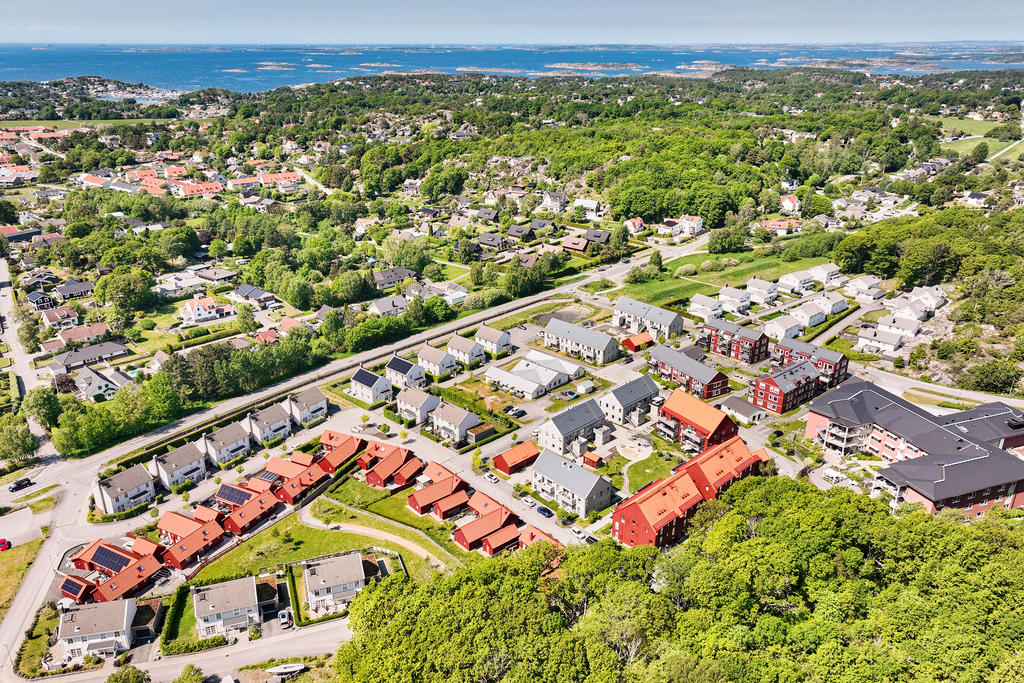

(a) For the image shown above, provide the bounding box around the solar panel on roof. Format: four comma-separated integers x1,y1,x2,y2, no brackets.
91,545,132,573
216,484,252,506
258,470,279,482
61,577,83,595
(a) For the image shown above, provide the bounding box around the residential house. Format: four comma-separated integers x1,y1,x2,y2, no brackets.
59,322,110,345
179,294,235,325
811,291,848,316
57,600,137,662
623,217,645,235
780,195,802,215
542,318,619,365
372,267,418,290
720,396,769,424
763,314,803,341
508,223,537,241
791,301,828,328
772,337,849,389
845,275,884,303
452,504,517,553
475,326,511,356
385,355,426,389
597,375,660,426
612,436,768,549
75,366,132,401
153,272,204,298
447,335,487,366
157,511,223,570
54,279,94,301
647,345,729,399
194,267,238,285
539,191,568,213
93,465,156,514
396,387,440,424
537,399,607,455
198,422,252,467
856,328,903,354
230,283,275,309
41,306,79,330
418,345,458,378
193,577,264,637
286,386,329,426
613,297,684,339
717,286,750,315
367,295,407,317
699,319,770,364
348,368,393,406
478,232,509,251
689,293,723,322
303,553,375,610
777,270,814,294
531,450,614,517
476,208,498,223
246,403,293,444
878,315,921,339
430,403,480,444
50,341,130,375
25,290,55,311
573,198,602,221
656,390,738,454
808,262,841,285
753,359,820,414
493,441,541,476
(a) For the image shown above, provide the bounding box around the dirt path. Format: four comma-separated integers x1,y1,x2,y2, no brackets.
297,505,447,568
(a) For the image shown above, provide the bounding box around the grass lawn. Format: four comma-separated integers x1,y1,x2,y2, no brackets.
940,136,1012,157
28,496,57,514
12,484,58,504
17,602,59,677
601,455,630,490
0,465,31,486
194,513,434,584
136,328,180,354
164,600,200,646
860,309,886,323
0,537,45,625
826,336,879,362
458,376,521,412
615,278,716,307
327,477,390,508
435,263,469,280
924,115,1001,137
902,391,974,410
626,453,680,494
492,301,568,330
581,279,615,293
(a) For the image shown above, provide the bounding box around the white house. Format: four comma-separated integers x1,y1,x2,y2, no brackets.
613,297,684,339
93,465,156,514
778,270,814,295
542,319,619,365
384,356,426,389
763,315,803,340
746,278,778,305
153,442,208,490
597,375,659,426
531,450,614,517
348,368,393,406
811,291,848,316
792,302,828,328
246,403,293,444
198,422,252,466
193,577,261,637
367,295,407,317
396,387,440,425
808,262,841,285
58,599,136,663
303,553,372,611
474,326,511,356
878,315,921,339
75,366,132,402
718,286,750,314
857,328,903,354
418,346,458,378
780,195,802,215
573,198,602,221
430,402,480,444
845,275,884,303
446,335,487,366
537,399,607,455
689,293,723,322
287,387,329,425
179,294,235,325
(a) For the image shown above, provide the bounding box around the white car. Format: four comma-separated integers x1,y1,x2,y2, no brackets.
484,472,500,485
523,498,537,509
571,527,586,540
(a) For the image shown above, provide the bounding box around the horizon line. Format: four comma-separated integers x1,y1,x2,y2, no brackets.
4,40,1024,47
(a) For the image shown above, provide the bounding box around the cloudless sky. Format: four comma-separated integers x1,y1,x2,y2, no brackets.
6,0,1024,44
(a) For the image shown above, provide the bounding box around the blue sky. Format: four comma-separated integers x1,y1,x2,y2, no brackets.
7,0,1024,44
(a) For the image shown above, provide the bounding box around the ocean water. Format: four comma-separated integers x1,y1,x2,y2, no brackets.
1,43,1024,93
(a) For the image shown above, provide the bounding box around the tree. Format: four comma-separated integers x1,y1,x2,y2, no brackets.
106,665,150,683
110,384,148,436
21,387,61,430
236,303,259,334
171,664,204,683
649,250,663,271
0,413,38,465
208,239,228,260
0,199,16,225
143,372,183,422
52,373,76,394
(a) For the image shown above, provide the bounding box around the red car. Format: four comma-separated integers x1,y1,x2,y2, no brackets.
0,539,11,552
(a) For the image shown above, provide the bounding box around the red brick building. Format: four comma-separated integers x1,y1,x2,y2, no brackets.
771,337,848,390
655,389,738,453
699,319,769,364
612,436,769,549
753,359,820,415
647,345,729,399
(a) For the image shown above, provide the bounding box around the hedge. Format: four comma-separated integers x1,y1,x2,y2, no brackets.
161,575,251,655
218,452,247,470
420,429,442,443
167,325,241,352
8,369,20,403
284,564,350,627
89,502,150,523
261,436,284,450
301,415,327,430
168,479,197,495
161,636,228,655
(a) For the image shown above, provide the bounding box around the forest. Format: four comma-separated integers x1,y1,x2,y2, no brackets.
335,476,1024,682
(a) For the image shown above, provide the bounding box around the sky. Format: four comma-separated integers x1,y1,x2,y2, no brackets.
6,0,1024,44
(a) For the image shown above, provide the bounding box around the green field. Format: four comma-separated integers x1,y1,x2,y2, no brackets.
940,136,1012,157
0,537,44,625
194,512,434,583
925,116,1001,137
435,263,469,281
626,453,680,494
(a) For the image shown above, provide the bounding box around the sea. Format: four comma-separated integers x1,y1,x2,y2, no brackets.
2,43,1024,93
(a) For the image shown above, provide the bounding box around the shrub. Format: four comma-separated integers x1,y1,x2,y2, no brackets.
675,264,697,277
138,319,156,331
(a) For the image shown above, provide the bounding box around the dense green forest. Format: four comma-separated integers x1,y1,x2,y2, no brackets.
336,476,1024,682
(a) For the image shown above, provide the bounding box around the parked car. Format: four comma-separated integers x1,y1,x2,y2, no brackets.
531,428,540,437
622,356,633,364
523,498,537,509
512,409,527,419
536,506,554,518
0,539,11,552
585,536,598,545
502,405,514,414
8,478,32,493
571,527,586,540
484,472,500,485
278,610,292,629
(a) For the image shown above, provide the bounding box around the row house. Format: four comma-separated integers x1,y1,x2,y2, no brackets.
688,293,722,322
612,436,769,549
531,449,615,517
447,335,486,366
613,296,684,340
597,375,660,426
745,278,778,306
542,318,619,365
198,421,252,467
698,319,770,364
717,287,750,315
647,345,729,400
475,325,511,356
153,442,209,489
93,465,156,514
417,345,459,378
656,389,738,454
537,399,608,456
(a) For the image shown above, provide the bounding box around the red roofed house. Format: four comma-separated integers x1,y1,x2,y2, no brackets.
481,525,521,556
357,441,408,470
259,171,301,186
407,474,465,515
432,490,471,520
223,492,279,535
179,294,235,325
275,464,328,505
318,432,364,474
493,441,540,476
365,447,415,488
70,539,164,602
254,329,280,345
157,511,224,570
467,491,502,517
612,435,769,549
518,524,560,550
91,553,164,602
622,331,654,353
656,389,738,454
453,506,515,552
393,457,424,487
58,574,94,602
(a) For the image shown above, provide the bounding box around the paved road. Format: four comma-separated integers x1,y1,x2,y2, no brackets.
0,258,42,395
293,166,334,195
